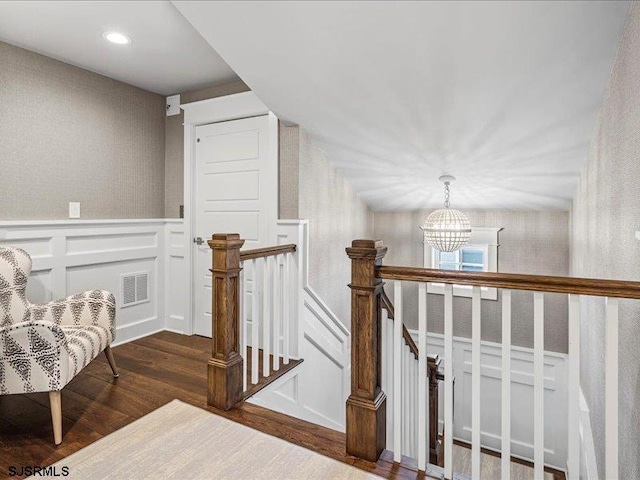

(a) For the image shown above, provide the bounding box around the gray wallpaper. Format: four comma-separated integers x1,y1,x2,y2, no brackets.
164,80,250,218
0,41,166,220
282,126,374,328
374,210,570,353
278,124,300,219
571,4,640,478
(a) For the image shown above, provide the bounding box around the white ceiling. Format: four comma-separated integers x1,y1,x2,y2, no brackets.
0,1,238,95
174,1,630,211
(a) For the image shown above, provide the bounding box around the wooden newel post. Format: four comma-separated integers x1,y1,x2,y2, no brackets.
207,233,245,410
345,239,388,462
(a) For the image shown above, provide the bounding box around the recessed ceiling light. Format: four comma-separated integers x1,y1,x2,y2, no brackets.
102,31,132,45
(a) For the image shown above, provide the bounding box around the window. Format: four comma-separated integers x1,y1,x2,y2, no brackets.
434,246,488,272
424,227,502,300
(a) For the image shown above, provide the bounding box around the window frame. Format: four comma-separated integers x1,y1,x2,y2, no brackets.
423,227,502,300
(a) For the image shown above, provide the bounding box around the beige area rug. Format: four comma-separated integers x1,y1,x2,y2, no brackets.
35,400,381,480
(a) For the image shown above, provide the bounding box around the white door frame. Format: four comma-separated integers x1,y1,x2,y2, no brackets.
181,91,277,335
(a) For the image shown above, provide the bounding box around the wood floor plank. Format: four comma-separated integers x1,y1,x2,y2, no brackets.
27,389,134,437
0,332,439,480
134,335,210,361
0,394,103,459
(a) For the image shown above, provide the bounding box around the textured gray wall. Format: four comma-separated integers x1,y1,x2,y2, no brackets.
0,41,166,220
164,80,249,217
278,124,300,219
374,210,570,353
297,128,374,328
571,4,640,478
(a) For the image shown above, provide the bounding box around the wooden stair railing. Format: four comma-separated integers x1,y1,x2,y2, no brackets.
207,233,299,410
381,288,445,466
348,238,640,478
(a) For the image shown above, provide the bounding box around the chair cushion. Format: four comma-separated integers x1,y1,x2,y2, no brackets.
61,325,113,379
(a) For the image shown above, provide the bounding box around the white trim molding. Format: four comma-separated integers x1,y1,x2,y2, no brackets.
424,227,502,300
579,389,599,480
181,91,278,337
0,219,188,345
247,220,351,432
181,91,269,125
407,329,568,471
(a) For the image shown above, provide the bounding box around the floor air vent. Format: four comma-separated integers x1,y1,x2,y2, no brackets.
121,272,150,307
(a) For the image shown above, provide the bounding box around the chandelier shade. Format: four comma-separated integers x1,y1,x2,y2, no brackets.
422,208,471,252
422,175,471,252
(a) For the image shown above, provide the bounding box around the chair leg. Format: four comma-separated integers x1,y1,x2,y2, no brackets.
104,345,119,378
49,390,62,445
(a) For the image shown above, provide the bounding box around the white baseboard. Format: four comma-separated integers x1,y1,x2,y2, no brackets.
111,316,165,347
165,315,188,334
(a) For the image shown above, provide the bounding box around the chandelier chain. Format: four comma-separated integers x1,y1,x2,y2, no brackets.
444,182,450,208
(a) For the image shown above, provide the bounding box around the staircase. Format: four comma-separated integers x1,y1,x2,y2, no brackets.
242,347,303,399
380,288,444,467
205,220,350,430
344,238,640,480
206,233,305,410
206,230,640,479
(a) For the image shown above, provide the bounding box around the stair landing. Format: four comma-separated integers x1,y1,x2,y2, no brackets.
243,346,303,399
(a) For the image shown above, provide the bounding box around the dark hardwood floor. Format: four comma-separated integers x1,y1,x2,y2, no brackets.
0,332,433,480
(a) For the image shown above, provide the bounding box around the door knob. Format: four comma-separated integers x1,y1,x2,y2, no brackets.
193,237,204,245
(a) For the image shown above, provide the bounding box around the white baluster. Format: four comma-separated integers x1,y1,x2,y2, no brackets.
444,283,454,479
381,307,389,445
605,297,619,480
386,310,395,451
251,259,259,385
418,282,428,471
472,286,482,479
240,263,247,392
501,289,512,480
403,347,409,458
411,355,420,459
283,252,291,364
567,294,581,480
533,291,544,480
272,254,281,371
410,351,416,459
262,256,272,378
393,281,403,463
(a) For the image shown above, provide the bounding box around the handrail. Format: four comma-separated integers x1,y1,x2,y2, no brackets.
239,244,296,261
377,266,640,299
380,288,395,318
380,288,443,382
381,288,419,361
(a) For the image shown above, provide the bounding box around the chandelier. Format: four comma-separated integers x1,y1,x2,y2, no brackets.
421,175,471,252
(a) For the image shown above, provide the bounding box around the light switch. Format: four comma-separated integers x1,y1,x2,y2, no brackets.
69,202,80,219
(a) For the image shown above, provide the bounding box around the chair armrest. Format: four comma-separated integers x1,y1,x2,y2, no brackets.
29,290,116,339
0,321,72,393
0,321,66,360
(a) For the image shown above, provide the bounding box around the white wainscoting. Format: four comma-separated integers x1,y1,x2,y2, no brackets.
407,330,568,470
579,389,598,480
247,220,351,432
163,221,188,335
0,219,188,345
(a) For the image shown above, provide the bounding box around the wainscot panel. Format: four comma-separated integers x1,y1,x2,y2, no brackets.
0,219,188,345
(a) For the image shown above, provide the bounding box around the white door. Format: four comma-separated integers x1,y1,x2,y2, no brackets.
193,114,278,337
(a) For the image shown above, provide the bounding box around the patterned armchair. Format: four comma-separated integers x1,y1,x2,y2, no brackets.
0,246,118,444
